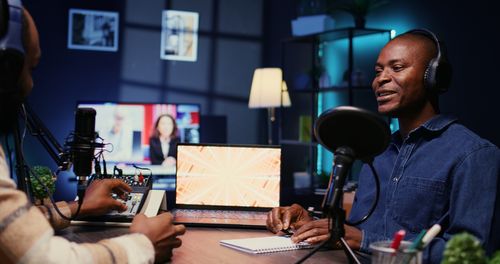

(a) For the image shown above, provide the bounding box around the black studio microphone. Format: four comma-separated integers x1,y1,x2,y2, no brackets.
314,106,390,215
71,108,97,204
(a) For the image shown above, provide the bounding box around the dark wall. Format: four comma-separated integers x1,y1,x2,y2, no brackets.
22,0,125,170
17,0,499,204
21,0,267,170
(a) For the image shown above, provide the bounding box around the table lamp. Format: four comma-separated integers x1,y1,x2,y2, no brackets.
248,68,291,144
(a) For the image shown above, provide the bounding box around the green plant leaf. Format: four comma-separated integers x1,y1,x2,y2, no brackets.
30,166,55,200
442,232,487,264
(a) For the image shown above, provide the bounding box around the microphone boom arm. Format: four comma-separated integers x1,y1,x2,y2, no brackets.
22,103,71,172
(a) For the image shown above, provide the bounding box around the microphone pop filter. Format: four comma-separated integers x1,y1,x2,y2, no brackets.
314,106,391,161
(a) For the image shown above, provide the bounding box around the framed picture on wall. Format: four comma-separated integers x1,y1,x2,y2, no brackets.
160,10,199,62
68,9,119,52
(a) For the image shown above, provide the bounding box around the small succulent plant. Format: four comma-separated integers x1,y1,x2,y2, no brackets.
30,166,55,201
442,232,487,264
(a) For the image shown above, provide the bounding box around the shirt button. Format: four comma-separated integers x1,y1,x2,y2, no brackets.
393,177,398,182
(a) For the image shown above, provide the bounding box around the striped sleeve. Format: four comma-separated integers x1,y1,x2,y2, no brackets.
0,147,155,263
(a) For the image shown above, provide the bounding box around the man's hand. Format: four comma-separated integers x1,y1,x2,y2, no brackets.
266,204,313,233
130,213,186,262
291,219,362,250
70,179,132,217
291,218,330,244
344,224,362,250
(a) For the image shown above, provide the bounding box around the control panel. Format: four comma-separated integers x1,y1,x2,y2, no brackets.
77,167,153,222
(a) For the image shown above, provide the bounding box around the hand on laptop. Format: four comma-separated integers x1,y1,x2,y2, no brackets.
130,213,186,262
69,179,132,217
266,204,313,234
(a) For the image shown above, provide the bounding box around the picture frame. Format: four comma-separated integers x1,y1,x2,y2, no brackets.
68,9,119,52
160,10,199,62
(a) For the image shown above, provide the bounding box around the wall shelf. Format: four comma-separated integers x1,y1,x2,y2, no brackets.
279,27,392,195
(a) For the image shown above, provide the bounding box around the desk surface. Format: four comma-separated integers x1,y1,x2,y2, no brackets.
59,225,352,263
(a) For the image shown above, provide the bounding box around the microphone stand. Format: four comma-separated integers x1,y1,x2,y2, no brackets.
296,146,360,264
15,103,83,219
23,103,71,172
11,103,69,198
12,118,31,197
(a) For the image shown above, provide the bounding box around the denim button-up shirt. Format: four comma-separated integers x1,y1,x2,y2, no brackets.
348,115,500,263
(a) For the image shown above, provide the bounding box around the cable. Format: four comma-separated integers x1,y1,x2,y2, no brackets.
4,135,13,180
132,164,153,177
15,108,81,221
27,162,79,221
345,161,380,226
295,239,330,264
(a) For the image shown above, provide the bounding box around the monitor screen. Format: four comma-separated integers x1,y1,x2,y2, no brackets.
77,101,201,166
176,144,281,208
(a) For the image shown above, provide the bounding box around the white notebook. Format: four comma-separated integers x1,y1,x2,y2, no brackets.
220,236,313,254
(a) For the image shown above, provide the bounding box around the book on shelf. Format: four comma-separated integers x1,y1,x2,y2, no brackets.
299,115,312,142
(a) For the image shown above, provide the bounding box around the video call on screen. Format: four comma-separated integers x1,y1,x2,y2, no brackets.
78,102,201,165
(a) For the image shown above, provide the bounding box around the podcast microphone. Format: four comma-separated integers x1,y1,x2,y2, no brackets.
314,106,390,215
314,106,390,162
71,108,97,205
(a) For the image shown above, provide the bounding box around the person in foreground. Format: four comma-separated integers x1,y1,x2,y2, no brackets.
267,29,500,263
0,2,185,263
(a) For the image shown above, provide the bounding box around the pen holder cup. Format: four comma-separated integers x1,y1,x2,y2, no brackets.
370,240,422,264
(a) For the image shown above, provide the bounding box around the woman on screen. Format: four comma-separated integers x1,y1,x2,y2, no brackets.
149,114,180,166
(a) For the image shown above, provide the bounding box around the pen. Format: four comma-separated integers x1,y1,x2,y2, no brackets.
401,229,427,264
409,229,427,251
390,229,406,254
281,228,294,237
421,224,442,248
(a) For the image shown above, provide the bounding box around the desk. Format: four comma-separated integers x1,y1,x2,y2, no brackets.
59,225,352,263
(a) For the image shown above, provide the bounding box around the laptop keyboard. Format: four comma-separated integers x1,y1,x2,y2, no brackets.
173,209,268,220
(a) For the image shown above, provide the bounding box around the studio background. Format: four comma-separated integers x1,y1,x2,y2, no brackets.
21,0,499,204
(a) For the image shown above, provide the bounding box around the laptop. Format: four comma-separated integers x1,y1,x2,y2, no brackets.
171,143,281,228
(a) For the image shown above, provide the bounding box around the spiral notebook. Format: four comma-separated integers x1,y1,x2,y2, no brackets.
220,236,313,254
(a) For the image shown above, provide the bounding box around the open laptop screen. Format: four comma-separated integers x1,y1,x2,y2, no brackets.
176,144,281,208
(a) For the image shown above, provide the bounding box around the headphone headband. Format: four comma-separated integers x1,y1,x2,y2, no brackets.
403,28,452,94
1,0,25,95
406,28,442,65
0,0,24,54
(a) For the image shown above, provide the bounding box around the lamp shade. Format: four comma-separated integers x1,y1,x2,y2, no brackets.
249,68,290,108
281,81,291,107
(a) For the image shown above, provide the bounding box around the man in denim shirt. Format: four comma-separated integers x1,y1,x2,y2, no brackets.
266,29,500,263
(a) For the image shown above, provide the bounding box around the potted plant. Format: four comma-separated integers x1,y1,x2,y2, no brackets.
30,166,56,205
442,232,487,264
326,0,389,28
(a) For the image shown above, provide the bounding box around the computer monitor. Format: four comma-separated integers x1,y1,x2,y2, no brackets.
77,101,201,166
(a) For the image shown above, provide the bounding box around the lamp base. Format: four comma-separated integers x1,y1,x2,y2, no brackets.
267,107,276,145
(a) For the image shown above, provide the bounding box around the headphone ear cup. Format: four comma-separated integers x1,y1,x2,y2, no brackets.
1,0,25,95
423,58,438,92
0,49,24,90
434,59,452,94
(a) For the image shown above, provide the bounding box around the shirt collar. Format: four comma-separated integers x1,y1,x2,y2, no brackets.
390,115,458,147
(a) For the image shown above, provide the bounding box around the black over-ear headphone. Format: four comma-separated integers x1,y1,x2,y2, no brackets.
0,0,25,96
405,28,452,94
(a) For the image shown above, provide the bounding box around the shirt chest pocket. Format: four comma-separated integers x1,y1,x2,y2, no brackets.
391,177,447,233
